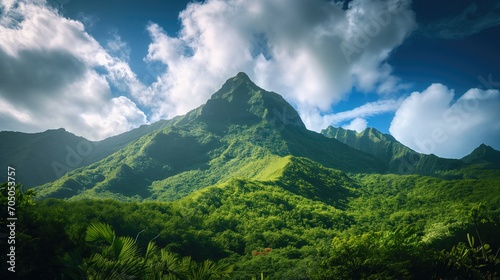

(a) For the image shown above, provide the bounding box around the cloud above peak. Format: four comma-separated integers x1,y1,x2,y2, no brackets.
1,0,497,160
390,84,500,158
0,0,417,139
144,0,416,124
343,117,368,133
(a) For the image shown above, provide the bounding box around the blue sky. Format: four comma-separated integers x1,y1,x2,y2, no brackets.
0,0,499,158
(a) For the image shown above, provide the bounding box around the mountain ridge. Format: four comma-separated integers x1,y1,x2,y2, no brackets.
33,73,384,200
0,119,175,188
0,128,93,188
321,126,472,175
2,72,498,197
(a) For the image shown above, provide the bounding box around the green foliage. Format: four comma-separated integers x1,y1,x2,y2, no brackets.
276,156,356,208
64,222,233,280
437,233,500,279
85,222,116,243
318,227,435,280
6,135,500,280
0,183,73,279
3,73,500,279
5,170,500,279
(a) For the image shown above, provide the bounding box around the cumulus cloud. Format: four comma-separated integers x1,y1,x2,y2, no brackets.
0,0,147,140
144,0,416,126
342,117,368,133
389,84,500,158
0,0,417,139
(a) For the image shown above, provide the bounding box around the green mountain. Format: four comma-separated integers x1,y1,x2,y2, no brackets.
0,120,174,188
462,143,500,168
0,128,94,188
321,126,466,175
3,73,500,279
36,72,384,200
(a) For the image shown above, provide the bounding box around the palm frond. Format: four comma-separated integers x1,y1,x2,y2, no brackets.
145,241,159,262
114,236,140,261
85,222,115,244
84,252,145,279
188,259,234,280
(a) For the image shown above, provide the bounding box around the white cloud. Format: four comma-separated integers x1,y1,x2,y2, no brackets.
0,0,417,139
106,30,131,62
389,84,500,158
144,0,416,125
299,99,403,131
0,0,148,140
81,96,147,139
343,117,368,133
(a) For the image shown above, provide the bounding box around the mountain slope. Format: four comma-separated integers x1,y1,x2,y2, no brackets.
462,143,500,168
19,162,500,279
0,119,174,188
4,73,500,280
321,126,465,175
36,72,384,201
0,128,95,188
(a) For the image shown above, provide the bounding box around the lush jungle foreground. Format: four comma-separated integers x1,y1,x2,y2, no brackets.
2,168,499,279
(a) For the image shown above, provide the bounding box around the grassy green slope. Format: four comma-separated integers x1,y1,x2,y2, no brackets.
174,164,500,278
347,169,500,242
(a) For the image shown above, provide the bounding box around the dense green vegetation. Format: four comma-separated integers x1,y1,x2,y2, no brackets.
2,73,499,279
34,73,383,201
2,163,499,279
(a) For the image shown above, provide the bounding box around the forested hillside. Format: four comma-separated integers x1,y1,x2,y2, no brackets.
34,73,384,201
1,73,499,279
2,165,499,279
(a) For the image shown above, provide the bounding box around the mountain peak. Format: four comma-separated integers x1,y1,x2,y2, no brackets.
235,71,250,80
199,73,305,128
467,143,496,156
478,143,489,149
210,72,258,100
462,143,500,167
